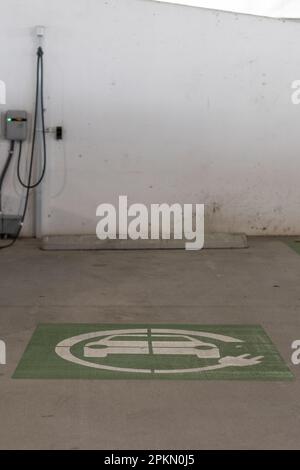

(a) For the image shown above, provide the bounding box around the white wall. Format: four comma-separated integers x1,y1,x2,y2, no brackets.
1,0,300,236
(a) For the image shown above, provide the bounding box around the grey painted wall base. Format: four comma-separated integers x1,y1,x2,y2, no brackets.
41,233,248,251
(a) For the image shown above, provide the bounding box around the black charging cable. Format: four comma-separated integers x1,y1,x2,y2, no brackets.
0,46,46,251
18,47,46,189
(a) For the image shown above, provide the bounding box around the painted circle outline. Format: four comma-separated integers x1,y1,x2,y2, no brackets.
55,328,243,374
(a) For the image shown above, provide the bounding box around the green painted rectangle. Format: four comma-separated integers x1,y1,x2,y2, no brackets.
285,239,300,255
13,324,293,380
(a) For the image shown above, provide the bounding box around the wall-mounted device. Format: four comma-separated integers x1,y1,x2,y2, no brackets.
5,110,28,141
46,125,63,140
0,111,28,238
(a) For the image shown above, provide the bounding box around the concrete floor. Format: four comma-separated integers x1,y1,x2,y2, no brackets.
0,237,299,450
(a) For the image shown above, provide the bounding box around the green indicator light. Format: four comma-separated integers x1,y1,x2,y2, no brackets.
7,118,12,122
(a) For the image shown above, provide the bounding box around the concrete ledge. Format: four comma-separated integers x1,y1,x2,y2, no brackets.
41,233,248,251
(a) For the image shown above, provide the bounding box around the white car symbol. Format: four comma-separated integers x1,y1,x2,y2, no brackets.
84,334,220,359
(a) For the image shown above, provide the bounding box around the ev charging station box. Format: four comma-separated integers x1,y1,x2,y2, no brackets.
0,110,27,237
5,110,28,141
